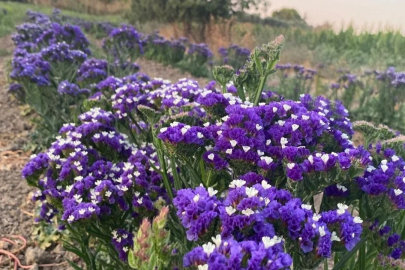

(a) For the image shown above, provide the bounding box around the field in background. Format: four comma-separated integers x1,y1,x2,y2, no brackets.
27,0,130,14
3,0,405,73
0,1,126,38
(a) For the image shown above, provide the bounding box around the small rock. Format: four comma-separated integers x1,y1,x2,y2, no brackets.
25,247,44,265
23,123,32,130
53,244,65,256
0,240,12,250
30,263,39,270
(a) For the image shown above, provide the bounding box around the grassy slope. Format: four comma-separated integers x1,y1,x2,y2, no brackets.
0,2,125,38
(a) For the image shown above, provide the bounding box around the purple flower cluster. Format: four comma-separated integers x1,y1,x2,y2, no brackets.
58,81,90,96
36,23,91,54
188,43,213,59
102,25,144,60
356,146,405,213
276,64,318,80
369,224,405,260
10,53,51,86
41,42,87,63
183,236,292,270
22,107,168,226
218,45,250,70
76,58,108,85
111,229,134,261
175,177,362,268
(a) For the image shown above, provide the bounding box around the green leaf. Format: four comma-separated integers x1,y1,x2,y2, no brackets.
66,259,83,270
128,251,137,269
332,237,367,270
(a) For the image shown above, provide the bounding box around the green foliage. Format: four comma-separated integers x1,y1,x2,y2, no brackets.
128,207,178,270
128,0,265,25
233,35,285,104
272,8,306,23
32,220,64,250
253,24,405,70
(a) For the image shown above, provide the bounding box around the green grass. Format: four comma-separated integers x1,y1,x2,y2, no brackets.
0,1,126,38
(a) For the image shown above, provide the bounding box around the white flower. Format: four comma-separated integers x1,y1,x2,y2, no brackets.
193,194,200,202
160,127,168,133
319,226,326,237
256,124,263,131
226,148,232,154
278,120,285,126
257,150,264,156
392,155,400,162
308,155,314,164
266,139,271,146
321,154,329,164
242,146,251,152
88,207,95,213
208,187,218,197
226,206,236,216
242,208,255,216
312,214,322,222
202,242,216,257
245,187,259,197
262,236,282,248
211,235,222,248
301,204,312,210
222,116,230,121
197,132,204,139
260,156,273,165
381,164,388,172
336,184,348,192
272,107,278,113
208,153,215,160
283,104,291,111
394,189,403,196
264,198,271,206
353,217,363,224
229,179,246,188
337,203,348,215
331,231,341,242
292,124,299,131
287,163,295,169
280,137,288,146
302,115,310,120
65,185,74,193
105,191,112,198
230,140,237,147
79,209,86,215
74,194,83,203
181,126,190,135
198,265,208,270
261,180,271,189
341,133,349,139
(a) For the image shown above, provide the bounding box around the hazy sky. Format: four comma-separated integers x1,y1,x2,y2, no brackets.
266,0,405,31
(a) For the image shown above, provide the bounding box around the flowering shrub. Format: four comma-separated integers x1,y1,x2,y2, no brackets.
218,44,251,70
143,32,187,65
13,10,405,270
329,68,405,133
274,64,318,101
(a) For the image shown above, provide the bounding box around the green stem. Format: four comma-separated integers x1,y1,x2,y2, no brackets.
253,75,267,106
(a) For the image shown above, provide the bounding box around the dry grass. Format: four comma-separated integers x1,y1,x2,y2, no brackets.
27,0,130,15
